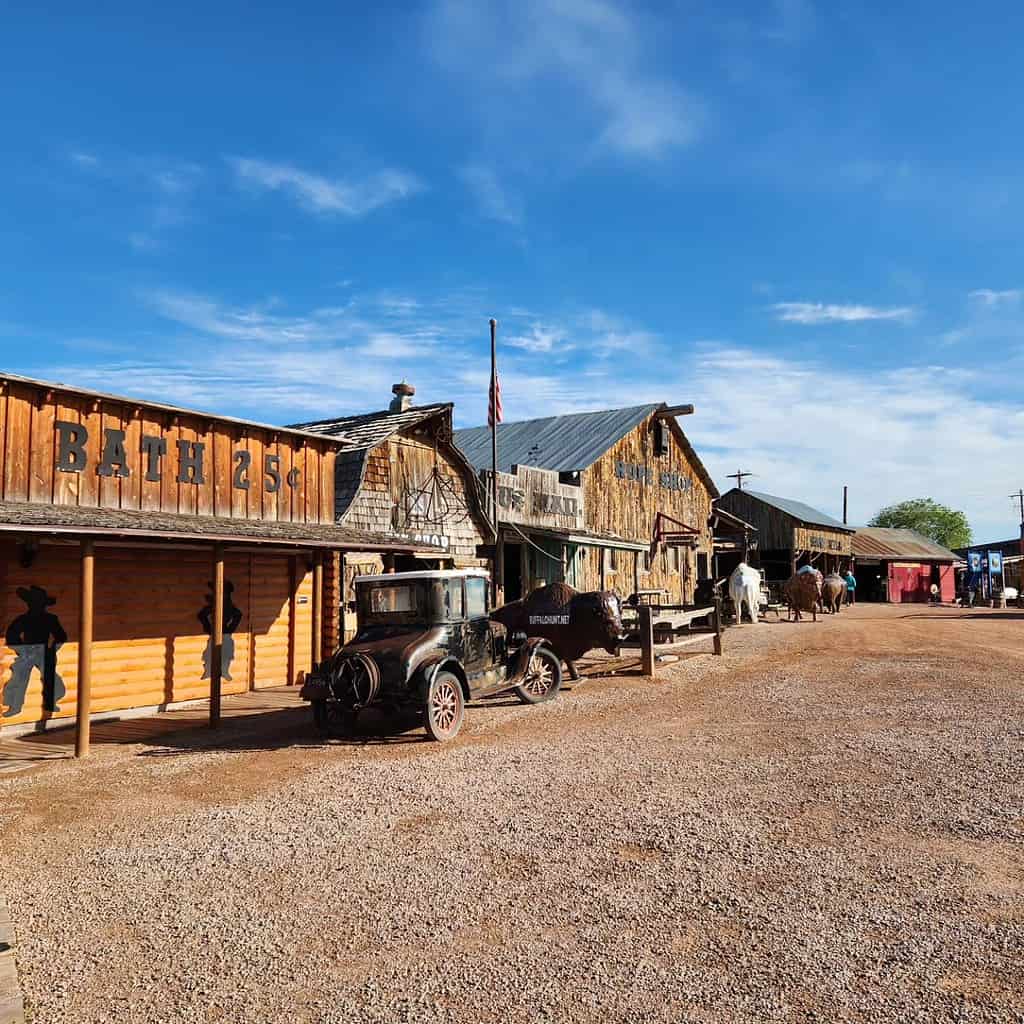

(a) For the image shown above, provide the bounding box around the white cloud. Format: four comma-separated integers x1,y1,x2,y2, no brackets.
506,324,569,353
429,0,700,158
231,158,422,217
772,302,916,324
969,288,1022,308
459,164,523,225
48,286,1021,542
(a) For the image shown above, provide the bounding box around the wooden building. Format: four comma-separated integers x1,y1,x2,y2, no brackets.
715,488,853,581
0,373,429,748
291,384,493,640
852,527,957,603
454,404,718,604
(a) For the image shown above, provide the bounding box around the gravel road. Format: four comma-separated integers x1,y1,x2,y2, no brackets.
1,604,1022,1023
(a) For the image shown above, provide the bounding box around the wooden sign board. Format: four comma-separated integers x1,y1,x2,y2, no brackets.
484,465,585,533
0,376,337,524
793,525,852,556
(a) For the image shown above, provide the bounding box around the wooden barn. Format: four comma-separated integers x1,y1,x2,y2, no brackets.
454,404,718,604
0,372,428,750
851,527,958,603
714,488,854,582
291,383,494,640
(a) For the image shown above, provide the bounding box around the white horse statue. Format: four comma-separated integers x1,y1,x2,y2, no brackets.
729,562,762,625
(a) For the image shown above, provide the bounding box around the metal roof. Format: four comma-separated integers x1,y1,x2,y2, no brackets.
454,404,659,474
735,489,852,532
852,527,959,562
288,403,452,449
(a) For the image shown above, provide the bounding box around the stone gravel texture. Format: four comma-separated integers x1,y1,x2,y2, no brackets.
1,605,1022,1023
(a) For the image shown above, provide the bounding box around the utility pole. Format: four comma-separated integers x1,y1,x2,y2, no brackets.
1012,489,1024,559
727,470,754,491
843,485,848,525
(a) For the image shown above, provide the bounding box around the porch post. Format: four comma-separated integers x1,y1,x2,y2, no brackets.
210,543,224,728
312,551,324,667
74,539,95,758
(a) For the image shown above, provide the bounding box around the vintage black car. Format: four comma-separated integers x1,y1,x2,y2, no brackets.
301,569,562,741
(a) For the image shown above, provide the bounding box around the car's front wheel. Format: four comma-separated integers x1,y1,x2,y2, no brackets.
514,647,562,705
422,670,466,741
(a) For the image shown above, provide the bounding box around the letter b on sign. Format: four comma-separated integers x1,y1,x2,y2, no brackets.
55,420,88,473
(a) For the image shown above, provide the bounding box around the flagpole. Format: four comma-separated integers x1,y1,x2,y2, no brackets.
489,317,499,604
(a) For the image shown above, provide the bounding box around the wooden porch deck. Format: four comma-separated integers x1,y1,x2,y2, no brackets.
0,686,305,775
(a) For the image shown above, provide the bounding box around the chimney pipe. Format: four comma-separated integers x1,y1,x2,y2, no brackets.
390,381,415,413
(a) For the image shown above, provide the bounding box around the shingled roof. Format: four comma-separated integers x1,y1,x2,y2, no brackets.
0,499,439,552
289,403,451,449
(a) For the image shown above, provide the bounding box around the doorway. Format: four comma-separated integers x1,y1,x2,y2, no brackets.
503,542,523,602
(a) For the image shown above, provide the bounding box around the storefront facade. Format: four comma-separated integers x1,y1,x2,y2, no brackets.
0,373,427,745
293,385,493,640
851,527,957,603
715,488,853,582
455,403,718,604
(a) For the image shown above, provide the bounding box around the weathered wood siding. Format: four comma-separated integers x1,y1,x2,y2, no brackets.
340,436,488,566
0,540,313,727
792,525,852,557
579,415,714,603
0,377,336,523
714,490,795,552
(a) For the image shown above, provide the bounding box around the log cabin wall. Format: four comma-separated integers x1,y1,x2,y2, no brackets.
579,414,715,603
0,377,337,523
0,539,315,727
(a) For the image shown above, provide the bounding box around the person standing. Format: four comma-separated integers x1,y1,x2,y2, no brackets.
844,568,857,605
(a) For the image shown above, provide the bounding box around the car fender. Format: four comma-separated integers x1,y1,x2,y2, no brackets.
415,653,469,698
509,637,558,682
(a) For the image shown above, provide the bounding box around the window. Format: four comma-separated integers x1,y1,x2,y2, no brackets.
443,580,464,620
608,548,619,572
465,576,488,618
369,585,415,613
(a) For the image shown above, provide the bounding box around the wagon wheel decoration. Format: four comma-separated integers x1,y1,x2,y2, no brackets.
395,465,473,531
330,653,380,709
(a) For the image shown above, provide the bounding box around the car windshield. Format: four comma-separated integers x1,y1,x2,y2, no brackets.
357,582,425,623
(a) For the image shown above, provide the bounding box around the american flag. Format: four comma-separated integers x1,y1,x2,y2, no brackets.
488,371,503,428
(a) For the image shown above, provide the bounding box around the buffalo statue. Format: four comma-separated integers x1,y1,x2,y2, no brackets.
821,573,847,614
491,583,624,680
783,568,822,622
728,562,762,625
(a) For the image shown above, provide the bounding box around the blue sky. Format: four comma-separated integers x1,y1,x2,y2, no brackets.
2,0,1024,540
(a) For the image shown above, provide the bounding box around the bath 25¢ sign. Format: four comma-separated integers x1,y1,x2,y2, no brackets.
53,420,302,491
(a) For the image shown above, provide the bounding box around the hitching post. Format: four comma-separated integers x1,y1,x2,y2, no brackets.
640,605,655,677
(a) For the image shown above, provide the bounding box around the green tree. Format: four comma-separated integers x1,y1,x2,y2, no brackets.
868,498,972,549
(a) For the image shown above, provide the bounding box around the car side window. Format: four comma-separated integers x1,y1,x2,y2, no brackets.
443,580,464,620
465,576,488,618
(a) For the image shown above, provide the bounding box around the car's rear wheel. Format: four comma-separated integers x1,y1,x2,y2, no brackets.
312,699,357,737
514,647,562,705
423,670,465,741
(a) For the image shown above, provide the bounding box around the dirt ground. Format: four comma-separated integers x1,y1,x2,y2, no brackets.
1,604,1022,1023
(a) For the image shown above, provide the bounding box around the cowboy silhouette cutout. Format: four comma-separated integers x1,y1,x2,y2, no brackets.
199,580,243,681
4,585,68,717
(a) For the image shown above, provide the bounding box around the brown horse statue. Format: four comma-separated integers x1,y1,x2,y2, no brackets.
821,573,847,614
